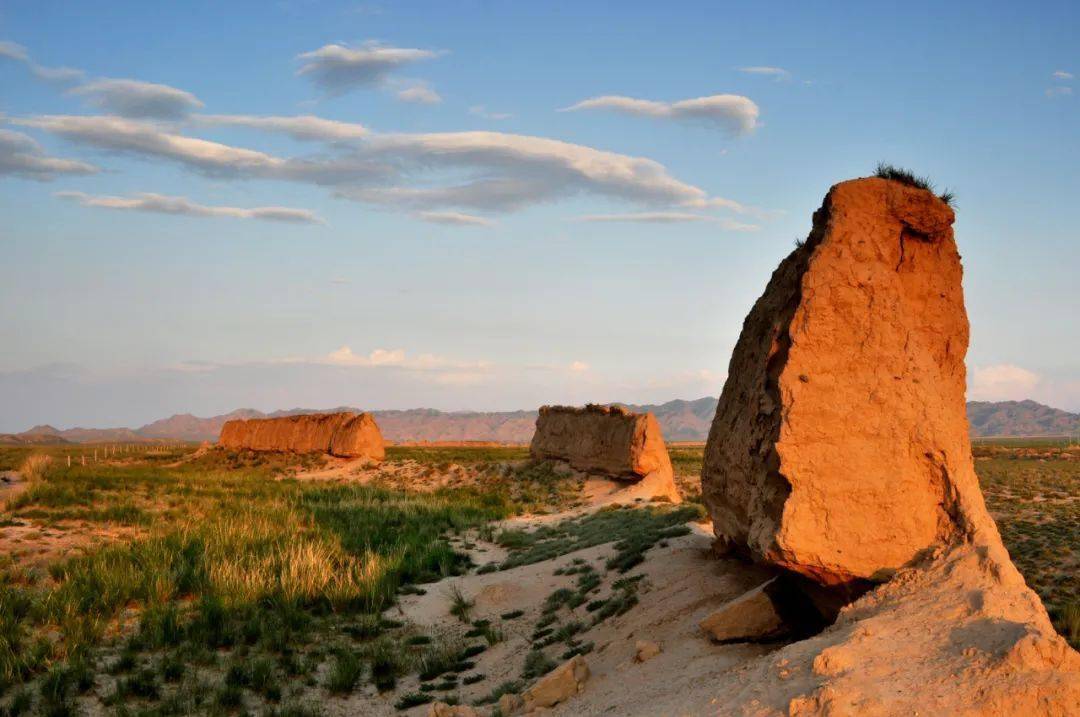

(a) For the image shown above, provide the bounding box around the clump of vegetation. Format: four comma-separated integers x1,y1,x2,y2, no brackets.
520,649,557,680
874,162,955,206
323,648,363,694
495,504,704,571
474,679,523,706
394,691,434,710
18,454,52,483
417,636,466,681
447,584,475,623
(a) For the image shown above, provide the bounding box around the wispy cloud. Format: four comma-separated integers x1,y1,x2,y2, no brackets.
0,128,98,180
469,105,513,121
560,93,759,135
297,42,440,96
193,114,370,142
0,38,85,84
14,114,749,217
1052,70,1074,80
576,212,759,230
395,82,442,104
323,346,490,373
0,40,29,62
70,79,204,119
1046,86,1074,98
415,210,494,226
738,66,791,81
55,190,325,224
12,115,389,184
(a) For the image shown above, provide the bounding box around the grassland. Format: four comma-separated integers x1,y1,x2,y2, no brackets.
0,440,1076,715
0,446,532,715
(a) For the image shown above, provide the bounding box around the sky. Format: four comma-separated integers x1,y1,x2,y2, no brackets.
1,0,1078,431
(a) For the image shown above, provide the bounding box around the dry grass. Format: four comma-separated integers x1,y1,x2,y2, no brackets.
18,454,52,483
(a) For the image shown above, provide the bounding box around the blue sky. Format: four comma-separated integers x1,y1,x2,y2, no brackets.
1,0,1077,431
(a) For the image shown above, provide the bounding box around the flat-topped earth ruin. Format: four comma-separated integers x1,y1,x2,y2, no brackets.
219,411,385,463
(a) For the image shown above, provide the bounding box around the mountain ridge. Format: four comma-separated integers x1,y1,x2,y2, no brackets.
5,398,1077,445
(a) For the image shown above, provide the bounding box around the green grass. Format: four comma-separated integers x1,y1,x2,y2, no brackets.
667,446,704,477
874,162,955,206
446,584,475,623
495,504,705,571
323,649,362,694
0,448,515,701
977,448,1080,647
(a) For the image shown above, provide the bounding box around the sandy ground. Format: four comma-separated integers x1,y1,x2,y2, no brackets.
313,516,783,717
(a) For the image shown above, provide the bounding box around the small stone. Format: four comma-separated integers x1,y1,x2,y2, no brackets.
699,579,787,642
521,655,590,711
427,703,478,717
634,640,662,663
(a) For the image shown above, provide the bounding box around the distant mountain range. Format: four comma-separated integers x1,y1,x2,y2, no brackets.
2,398,1077,445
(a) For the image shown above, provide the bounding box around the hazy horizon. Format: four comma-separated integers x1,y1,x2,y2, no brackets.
3,1,1078,432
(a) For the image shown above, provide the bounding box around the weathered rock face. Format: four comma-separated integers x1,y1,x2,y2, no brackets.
699,175,1079,713
218,412,384,462
521,655,590,712
327,413,385,460
530,404,670,479
529,404,680,502
703,177,982,586
699,578,787,643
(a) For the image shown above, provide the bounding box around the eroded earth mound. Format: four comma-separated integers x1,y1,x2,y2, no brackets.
530,404,679,502
219,411,384,462
697,176,1079,714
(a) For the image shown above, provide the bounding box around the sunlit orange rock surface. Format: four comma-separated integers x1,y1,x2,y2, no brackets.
700,176,1079,714
218,411,384,462
530,404,679,502
703,177,970,586
531,404,668,478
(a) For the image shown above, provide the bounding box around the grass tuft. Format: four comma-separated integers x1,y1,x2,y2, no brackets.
874,162,955,206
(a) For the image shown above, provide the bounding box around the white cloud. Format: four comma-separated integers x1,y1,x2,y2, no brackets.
560,93,759,135
12,115,388,184
1046,86,1074,98
297,42,439,95
32,65,85,83
396,82,442,104
70,79,203,119
1052,70,1074,80
0,128,98,180
0,39,84,84
15,115,749,215
55,190,324,224
469,105,513,121
193,114,370,142
738,66,792,81
323,346,489,374
354,130,720,209
0,40,29,62
415,211,494,226
576,212,759,230
970,364,1041,401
